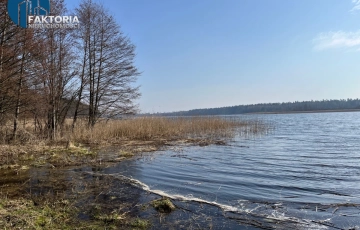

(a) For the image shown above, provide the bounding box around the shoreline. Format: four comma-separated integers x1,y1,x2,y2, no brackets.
0,159,254,229
0,138,237,229
0,138,227,169
0,135,349,230
248,109,360,115
0,117,267,229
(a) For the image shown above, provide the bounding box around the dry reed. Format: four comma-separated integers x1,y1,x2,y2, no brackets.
0,116,267,146
70,117,253,144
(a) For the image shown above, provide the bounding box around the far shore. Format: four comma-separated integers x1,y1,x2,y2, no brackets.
249,109,360,115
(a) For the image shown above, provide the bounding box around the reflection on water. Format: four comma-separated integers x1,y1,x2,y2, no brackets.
103,112,360,229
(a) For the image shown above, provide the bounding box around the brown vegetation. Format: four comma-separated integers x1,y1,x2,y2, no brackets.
70,117,256,144
0,116,261,144
0,116,267,170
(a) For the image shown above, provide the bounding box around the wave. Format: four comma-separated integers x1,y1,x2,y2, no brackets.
84,171,333,230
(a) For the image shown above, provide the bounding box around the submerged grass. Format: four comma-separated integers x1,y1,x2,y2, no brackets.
0,195,151,229
0,170,152,230
131,218,150,229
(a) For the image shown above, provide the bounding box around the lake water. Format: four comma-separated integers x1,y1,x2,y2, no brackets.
101,112,360,229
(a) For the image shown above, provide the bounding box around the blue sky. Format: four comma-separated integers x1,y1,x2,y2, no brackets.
65,0,360,113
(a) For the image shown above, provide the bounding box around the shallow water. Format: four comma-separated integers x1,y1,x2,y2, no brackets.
102,112,360,229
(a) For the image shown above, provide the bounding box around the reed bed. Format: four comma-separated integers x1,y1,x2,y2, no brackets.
0,117,266,145
70,117,258,144
0,116,268,146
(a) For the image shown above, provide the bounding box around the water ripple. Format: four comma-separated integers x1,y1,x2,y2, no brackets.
107,112,360,229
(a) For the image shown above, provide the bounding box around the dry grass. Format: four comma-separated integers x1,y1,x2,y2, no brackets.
0,116,265,145
70,117,254,144
0,116,267,167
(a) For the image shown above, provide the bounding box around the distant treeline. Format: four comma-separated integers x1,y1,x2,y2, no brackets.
157,99,360,116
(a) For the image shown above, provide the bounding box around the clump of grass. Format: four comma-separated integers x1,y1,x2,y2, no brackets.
151,197,176,213
94,212,126,223
131,218,150,229
118,150,134,158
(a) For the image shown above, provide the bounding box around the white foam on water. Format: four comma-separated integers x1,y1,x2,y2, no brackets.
84,171,330,229
122,174,239,212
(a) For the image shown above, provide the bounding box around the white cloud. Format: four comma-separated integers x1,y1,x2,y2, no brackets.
313,31,360,51
351,0,360,11
313,1,360,51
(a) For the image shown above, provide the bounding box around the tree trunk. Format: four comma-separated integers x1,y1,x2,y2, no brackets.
12,30,27,141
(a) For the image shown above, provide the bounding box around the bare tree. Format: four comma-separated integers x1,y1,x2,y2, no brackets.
0,0,38,140
1,0,141,143
0,0,19,124
12,29,33,140
75,0,140,128
33,0,77,139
